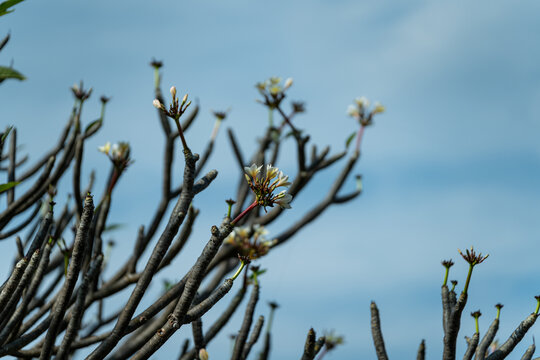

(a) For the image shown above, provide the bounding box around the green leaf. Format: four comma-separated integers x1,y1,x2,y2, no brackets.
0,66,25,81
103,223,125,233
1,125,13,143
162,279,174,292
0,181,19,193
249,268,267,280
345,131,356,149
0,0,24,17
84,118,102,137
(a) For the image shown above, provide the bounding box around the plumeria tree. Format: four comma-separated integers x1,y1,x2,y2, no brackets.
0,2,538,358
0,44,383,358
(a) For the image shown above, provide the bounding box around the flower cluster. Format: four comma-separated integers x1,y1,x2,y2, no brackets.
149,58,163,69
323,330,345,351
153,86,191,121
225,225,277,260
212,110,228,121
153,86,192,149
244,164,292,210
441,259,455,269
98,142,132,170
291,101,306,114
255,77,293,109
458,247,489,266
347,96,385,126
71,81,92,101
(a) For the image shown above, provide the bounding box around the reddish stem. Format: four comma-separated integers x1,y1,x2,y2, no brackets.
355,125,365,153
107,167,120,196
231,200,258,226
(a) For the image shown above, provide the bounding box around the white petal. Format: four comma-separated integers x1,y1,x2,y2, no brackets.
98,142,111,154
265,164,279,180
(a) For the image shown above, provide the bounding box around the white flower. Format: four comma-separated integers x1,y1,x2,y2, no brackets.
269,86,281,95
111,143,120,158
109,142,130,162
265,164,279,180
98,142,111,155
347,104,359,117
274,171,291,188
269,77,282,85
244,164,262,179
354,96,369,108
274,191,293,209
373,102,385,114
253,224,269,237
243,164,293,211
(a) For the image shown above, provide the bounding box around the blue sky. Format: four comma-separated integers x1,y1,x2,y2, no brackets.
1,0,539,359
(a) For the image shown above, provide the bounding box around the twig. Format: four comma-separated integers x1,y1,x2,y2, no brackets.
417,339,425,360
0,243,49,345
191,318,205,356
228,128,246,171
476,309,500,360
443,293,468,360
72,135,84,218
55,254,103,360
15,116,73,183
231,284,260,360
7,127,16,205
86,151,198,360
301,328,317,360
0,249,41,331
130,222,235,359
0,201,41,240
0,156,55,230
486,313,538,360
520,343,535,360
463,333,479,360
158,206,199,270
0,258,28,311
178,339,190,360
242,315,264,360
39,195,94,360
370,302,388,360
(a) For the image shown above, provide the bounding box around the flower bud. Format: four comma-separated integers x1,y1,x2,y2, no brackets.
182,94,188,103
199,348,209,360
284,77,293,89
153,99,163,109
170,86,177,98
